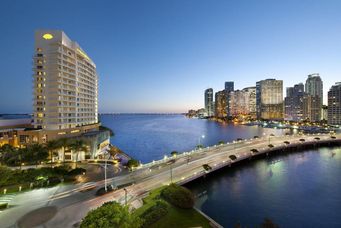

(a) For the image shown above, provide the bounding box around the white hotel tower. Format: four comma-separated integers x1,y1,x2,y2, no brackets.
33,30,98,130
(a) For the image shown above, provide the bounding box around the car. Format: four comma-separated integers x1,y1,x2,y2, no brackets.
95,184,116,196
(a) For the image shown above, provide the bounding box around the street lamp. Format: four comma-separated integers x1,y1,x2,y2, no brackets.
104,150,110,192
198,134,205,145
123,188,128,206
170,163,173,183
268,133,275,144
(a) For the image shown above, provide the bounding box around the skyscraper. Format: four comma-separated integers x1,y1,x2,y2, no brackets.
284,83,304,121
256,79,283,120
33,30,98,130
303,95,321,122
5,30,111,161
225,81,234,92
305,74,323,121
205,88,214,117
228,87,256,118
328,82,341,125
305,73,323,103
225,81,234,117
215,90,228,118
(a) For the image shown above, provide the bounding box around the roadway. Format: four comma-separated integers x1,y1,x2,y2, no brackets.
0,133,340,227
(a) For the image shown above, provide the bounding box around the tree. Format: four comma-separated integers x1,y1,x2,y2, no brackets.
27,144,49,167
161,183,195,209
202,164,212,171
196,144,204,150
45,140,60,167
0,144,18,166
127,159,140,170
170,151,178,157
261,218,279,228
250,148,259,153
0,166,14,186
57,138,70,165
218,140,225,145
80,201,142,228
69,139,88,168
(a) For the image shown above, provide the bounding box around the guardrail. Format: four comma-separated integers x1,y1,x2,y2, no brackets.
136,133,338,170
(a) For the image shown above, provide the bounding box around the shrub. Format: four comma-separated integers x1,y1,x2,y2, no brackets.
142,200,168,227
48,176,61,185
161,184,194,209
68,167,86,176
0,203,8,210
80,201,142,228
127,159,140,170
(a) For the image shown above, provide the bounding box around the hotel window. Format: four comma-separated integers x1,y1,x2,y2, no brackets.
37,48,42,52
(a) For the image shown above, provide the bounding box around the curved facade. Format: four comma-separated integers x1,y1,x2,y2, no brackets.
33,30,98,130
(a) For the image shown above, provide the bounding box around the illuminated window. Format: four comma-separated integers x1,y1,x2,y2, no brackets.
37,48,42,52
37,113,43,118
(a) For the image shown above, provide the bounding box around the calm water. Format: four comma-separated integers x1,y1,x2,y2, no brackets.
100,114,285,163
101,114,341,227
187,148,341,227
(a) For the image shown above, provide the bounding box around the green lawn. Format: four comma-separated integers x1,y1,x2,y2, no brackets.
133,186,211,228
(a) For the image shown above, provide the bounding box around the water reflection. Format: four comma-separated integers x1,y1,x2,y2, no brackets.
187,148,341,227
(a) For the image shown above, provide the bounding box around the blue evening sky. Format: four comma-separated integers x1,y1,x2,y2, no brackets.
0,0,340,113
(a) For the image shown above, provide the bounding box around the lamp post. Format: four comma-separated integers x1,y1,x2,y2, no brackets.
170,163,173,183
198,134,205,146
123,188,128,206
268,133,275,144
104,150,109,192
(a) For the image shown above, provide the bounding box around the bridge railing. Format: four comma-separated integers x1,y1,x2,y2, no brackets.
135,133,338,171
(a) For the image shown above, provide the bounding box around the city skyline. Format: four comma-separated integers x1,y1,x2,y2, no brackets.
1,0,341,113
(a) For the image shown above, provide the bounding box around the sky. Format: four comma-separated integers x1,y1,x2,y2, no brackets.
0,0,341,113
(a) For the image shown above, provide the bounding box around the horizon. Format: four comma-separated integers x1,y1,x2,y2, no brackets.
1,0,341,113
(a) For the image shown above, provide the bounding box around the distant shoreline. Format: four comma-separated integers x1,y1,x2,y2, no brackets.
99,113,185,115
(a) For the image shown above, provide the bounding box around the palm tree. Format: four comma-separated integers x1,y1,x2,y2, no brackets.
45,140,60,167
57,138,70,165
28,144,48,167
69,139,88,168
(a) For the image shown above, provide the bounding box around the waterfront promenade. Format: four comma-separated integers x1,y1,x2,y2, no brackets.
1,133,340,227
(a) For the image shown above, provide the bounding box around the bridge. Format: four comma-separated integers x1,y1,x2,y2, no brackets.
1,133,340,227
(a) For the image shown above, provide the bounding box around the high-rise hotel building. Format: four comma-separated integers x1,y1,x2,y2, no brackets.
33,30,98,130
1,30,110,160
